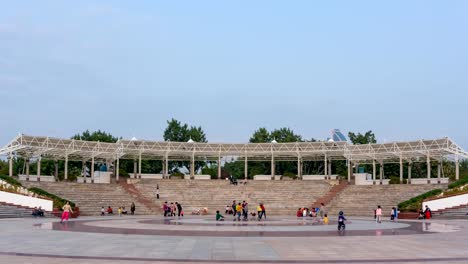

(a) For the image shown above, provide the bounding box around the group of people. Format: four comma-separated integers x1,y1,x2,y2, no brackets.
296,203,329,224
163,201,183,217
31,206,45,217
101,203,136,216
418,205,432,220
219,200,266,221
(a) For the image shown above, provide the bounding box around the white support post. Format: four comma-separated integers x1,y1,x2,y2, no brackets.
372,160,376,185
64,155,68,180
37,157,41,182
190,153,195,179
54,160,58,181
244,156,248,180
82,161,86,183
347,160,351,183
324,155,328,179
379,161,383,185
138,152,142,179
328,160,332,179
427,155,431,184
116,158,120,182
25,158,30,181
297,156,302,179
91,156,95,183
165,157,169,179
355,162,359,174
455,159,460,180
8,153,13,177
399,156,403,184
408,161,412,184
437,161,441,184
217,155,222,179
133,160,137,179
271,155,275,180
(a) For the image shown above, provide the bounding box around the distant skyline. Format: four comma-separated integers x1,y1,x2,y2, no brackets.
1,1,467,148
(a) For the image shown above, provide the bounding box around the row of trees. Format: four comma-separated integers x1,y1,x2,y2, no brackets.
2,119,466,180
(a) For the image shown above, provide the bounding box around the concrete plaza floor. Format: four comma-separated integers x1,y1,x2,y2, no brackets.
0,216,467,264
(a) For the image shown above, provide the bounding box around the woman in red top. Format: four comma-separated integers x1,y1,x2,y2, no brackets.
296,208,303,217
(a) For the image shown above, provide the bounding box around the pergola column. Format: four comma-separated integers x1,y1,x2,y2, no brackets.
116,158,120,182
297,156,302,179
355,162,359,174
372,160,376,185
190,153,195,179
379,161,384,185
91,157,95,183
138,152,142,179
399,156,403,184
25,158,30,181
328,160,332,179
271,155,275,180
437,160,441,184
82,161,87,183
244,156,248,180
165,156,169,179
408,161,412,184
8,153,13,177
217,155,222,179
324,155,328,179
36,157,41,182
347,160,351,183
64,155,68,180
133,160,137,179
427,155,431,184
54,160,59,181
455,158,459,180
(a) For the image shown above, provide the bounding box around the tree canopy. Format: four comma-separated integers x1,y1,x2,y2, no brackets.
71,130,118,143
163,119,207,143
348,130,377,145
249,127,303,143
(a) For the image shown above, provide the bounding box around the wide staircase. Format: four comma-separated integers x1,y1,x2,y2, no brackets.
0,203,51,218
22,182,153,216
133,179,333,215
327,184,448,217
432,204,468,218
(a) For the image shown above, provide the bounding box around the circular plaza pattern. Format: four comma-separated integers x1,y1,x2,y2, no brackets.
1,216,467,264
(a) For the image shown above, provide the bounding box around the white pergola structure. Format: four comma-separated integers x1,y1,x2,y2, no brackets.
1,134,467,184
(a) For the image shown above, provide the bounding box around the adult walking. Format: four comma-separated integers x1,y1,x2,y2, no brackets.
320,203,327,219
155,185,160,200
176,202,183,217
376,205,382,223
130,202,136,215
60,202,73,223
260,203,266,220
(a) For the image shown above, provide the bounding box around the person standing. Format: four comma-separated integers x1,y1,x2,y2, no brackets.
337,211,346,230
231,200,236,217
260,203,266,220
176,202,183,217
130,202,136,215
60,202,73,223
235,203,242,221
243,202,249,221
257,204,263,220
155,185,160,200
424,205,432,219
376,205,382,223
320,203,326,219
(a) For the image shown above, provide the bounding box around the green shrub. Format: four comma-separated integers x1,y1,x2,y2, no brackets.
389,177,407,184
0,175,22,187
170,171,185,178
28,187,76,209
448,176,468,189
283,172,297,180
398,189,443,212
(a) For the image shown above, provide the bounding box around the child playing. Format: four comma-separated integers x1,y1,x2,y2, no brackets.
101,207,105,216
216,210,225,221
323,214,329,225
338,211,346,230
118,207,122,217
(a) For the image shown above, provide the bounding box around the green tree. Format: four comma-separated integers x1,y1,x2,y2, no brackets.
249,127,270,143
163,119,208,173
72,130,119,143
348,131,377,145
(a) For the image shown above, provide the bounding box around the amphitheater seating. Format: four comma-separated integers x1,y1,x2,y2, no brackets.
327,184,448,217
22,182,153,216
133,179,332,215
0,203,49,218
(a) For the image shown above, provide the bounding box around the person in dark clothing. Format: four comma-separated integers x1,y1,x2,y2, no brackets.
130,202,136,215
231,200,236,216
176,202,183,217
338,211,346,231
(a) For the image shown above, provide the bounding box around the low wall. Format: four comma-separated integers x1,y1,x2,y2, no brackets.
354,173,390,185
423,193,468,211
77,171,112,183
254,175,280,180
410,178,449,185
302,175,338,180
184,175,211,180
0,191,53,211
140,174,163,179
18,175,55,182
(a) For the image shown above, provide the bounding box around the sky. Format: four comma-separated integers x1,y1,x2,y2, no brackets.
0,0,467,148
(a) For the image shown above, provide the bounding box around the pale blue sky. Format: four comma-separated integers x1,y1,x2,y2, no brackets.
1,1,467,147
